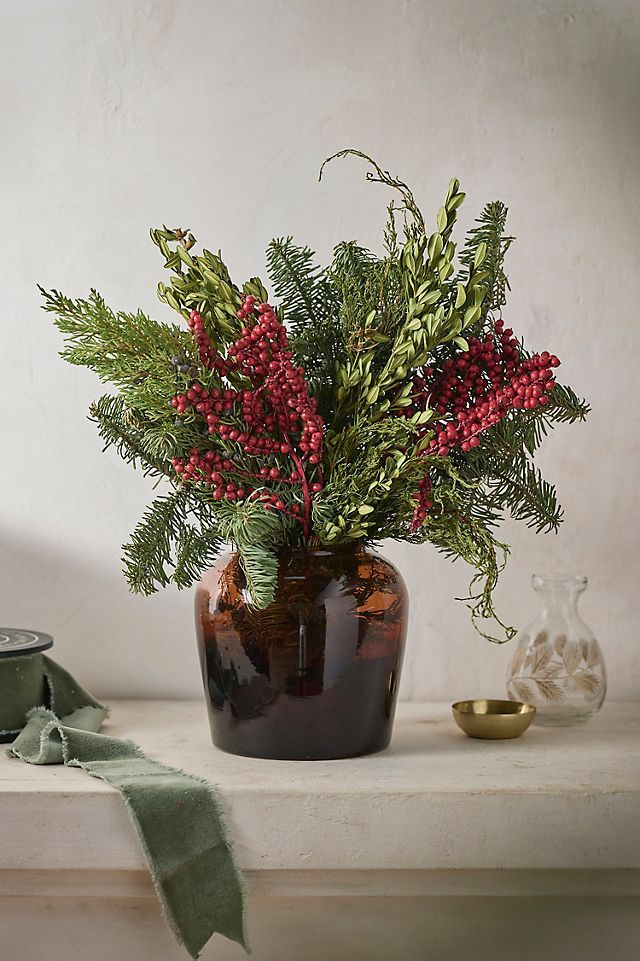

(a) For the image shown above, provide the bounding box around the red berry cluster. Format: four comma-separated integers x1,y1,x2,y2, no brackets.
411,474,433,530
420,321,560,457
170,298,323,537
228,297,323,466
187,310,216,368
409,320,560,530
172,446,304,517
414,320,521,418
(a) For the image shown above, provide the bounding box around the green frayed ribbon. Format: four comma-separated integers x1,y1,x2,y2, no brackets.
4,652,248,958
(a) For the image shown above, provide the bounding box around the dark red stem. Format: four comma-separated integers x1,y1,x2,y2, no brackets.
283,433,312,540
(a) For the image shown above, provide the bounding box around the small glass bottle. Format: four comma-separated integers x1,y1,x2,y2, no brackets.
506,573,606,725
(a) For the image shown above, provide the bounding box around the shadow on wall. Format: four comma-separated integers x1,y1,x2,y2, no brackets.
0,527,201,700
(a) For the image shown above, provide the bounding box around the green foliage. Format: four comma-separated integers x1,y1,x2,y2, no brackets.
89,394,170,477
44,150,590,639
122,489,221,594
318,152,487,428
320,148,428,235
420,501,514,642
545,383,590,424
450,382,590,539
266,237,336,335
313,418,429,543
150,226,245,342
266,237,342,419
462,418,563,534
459,202,514,314
40,288,192,419
122,488,296,603
215,500,296,609
491,461,562,534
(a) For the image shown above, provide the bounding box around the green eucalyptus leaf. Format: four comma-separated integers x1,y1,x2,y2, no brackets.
366,385,380,403
427,233,443,262
423,290,442,305
474,241,488,269
463,304,481,327
447,191,466,210
445,177,460,201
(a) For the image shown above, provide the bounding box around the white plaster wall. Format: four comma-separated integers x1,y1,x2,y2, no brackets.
0,0,638,700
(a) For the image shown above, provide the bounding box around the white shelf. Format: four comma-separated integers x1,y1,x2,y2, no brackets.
2,700,639,874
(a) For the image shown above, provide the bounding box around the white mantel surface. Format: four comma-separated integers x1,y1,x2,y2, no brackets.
2,700,639,874
2,701,640,961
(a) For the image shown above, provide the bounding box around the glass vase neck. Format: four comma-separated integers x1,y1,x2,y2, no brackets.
532,572,587,616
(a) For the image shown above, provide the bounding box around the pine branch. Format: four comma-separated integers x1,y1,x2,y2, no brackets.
475,413,549,462
42,287,193,418
456,416,563,533
122,491,184,595
42,287,189,378
330,241,379,288
521,413,551,457
487,459,563,533
89,395,169,477
123,490,198,594
212,499,298,609
172,524,225,590
237,544,279,610
122,486,300,603
545,383,590,423
267,236,344,418
459,202,514,313
267,238,331,333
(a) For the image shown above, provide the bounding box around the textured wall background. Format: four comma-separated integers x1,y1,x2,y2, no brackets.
1,0,638,700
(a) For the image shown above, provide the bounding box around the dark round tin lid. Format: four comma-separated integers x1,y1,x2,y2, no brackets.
0,628,54,658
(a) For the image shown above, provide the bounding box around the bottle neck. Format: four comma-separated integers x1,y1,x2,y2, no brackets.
537,588,580,619
532,574,587,622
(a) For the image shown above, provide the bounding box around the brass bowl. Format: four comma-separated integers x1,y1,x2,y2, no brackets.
452,699,536,740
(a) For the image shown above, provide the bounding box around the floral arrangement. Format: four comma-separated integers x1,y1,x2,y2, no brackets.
43,150,588,640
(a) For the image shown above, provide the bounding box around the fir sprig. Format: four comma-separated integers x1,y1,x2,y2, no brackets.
89,395,170,477
122,489,206,594
266,237,342,419
459,201,514,314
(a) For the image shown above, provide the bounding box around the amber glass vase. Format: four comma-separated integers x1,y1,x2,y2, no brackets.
195,545,408,760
